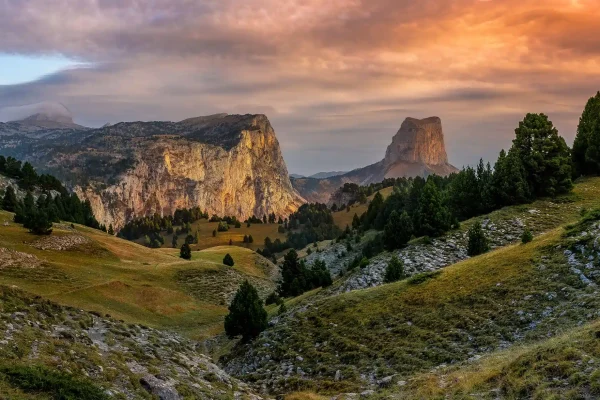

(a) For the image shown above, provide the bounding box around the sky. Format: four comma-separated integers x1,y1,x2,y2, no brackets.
1,0,599,176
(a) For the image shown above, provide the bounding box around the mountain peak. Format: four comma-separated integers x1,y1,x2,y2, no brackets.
0,101,82,129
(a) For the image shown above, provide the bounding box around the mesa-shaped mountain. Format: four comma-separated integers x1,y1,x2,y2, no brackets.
292,116,458,203
0,113,304,229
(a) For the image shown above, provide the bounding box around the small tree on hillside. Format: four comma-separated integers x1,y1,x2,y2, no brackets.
384,255,405,283
107,224,114,235
521,228,533,244
172,235,178,248
212,229,217,237
180,243,192,260
224,280,268,342
223,253,234,266
467,222,489,256
24,209,53,235
2,186,17,212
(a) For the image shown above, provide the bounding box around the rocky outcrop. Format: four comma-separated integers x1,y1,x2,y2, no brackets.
0,113,304,230
293,116,458,203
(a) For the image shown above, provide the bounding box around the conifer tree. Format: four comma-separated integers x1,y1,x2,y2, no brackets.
2,186,17,212
383,210,413,250
573,92,600,176
467,221,489,256
415,179,452,237
384,255,405,283
223,253,234,266
180,243,192,260
224,280,268,342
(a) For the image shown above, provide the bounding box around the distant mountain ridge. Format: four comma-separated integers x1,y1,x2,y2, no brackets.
292,116,458,203
0,112,304,229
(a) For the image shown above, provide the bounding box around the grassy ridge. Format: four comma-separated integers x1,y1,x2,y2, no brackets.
225,178,600,394
0,212,277,339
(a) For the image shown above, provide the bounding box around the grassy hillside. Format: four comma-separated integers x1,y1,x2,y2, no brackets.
0,211,277,339
223,178,600,395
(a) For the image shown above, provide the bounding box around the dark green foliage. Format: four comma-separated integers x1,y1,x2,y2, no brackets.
118,207,208,240
22,208,53,235
278,250,332,297
218,221,229,232
512,113,572,197
223,253,234,266
415,179,453,237
362,233,384,259
212,229,217,237
383,210,413,250
492,149,532,206
448,166,481,220
359,257,369,269
172,235,178,248
265,292,283,306
2,185,17,212
384,255,405,283
467,221,489,256
224,280,268,342
286,203,341,250
0,364,108,400
573,92,600,176
522,229,533,244
180,243,192,260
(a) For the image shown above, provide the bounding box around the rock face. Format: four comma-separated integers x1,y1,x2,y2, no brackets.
293,116,458,203
0,113,304,229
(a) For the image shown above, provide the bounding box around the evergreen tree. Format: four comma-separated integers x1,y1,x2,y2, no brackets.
2,186,17,212
448,166,481,220
180,243,192,260
511,113,572,197
521,229,533,244
573,92,600,176
384,255,405,283
224,280,268,342
223,253,234,266
279,249,307,297
107,224,114,235
492,149,531,206
352,213,361,230
248,235,254,244
172,235,178,248
383,210,413,250
212,229,217,237
467,221,489,256
415,179,452,237
310,259,332,288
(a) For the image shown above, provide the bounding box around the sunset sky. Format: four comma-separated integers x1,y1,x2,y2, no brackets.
1,0,599,175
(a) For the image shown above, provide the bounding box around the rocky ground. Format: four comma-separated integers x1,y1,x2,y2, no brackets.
0,286,266,399
29,234,91,251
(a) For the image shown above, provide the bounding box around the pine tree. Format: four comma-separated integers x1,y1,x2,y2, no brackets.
384,255,405,283
415,179,452,237
107,224,114,235
467,221,489,256
511,113,572,197
573,92,600,176
224,280,268,342
172,235,178,248
492,149,531,206
180,243,192,260
248,235,254,244
352,213,361,230
212,229,217,237
521,229,533,244
24,209,53,235
2,186,18,212
448,166,481,220
223,253,234,266
383,210,413,250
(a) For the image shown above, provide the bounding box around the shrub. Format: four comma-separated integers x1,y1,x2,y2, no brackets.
265,292,282,306
180,243,192,260
521,229,533,244
0,364,108,400
467,221,489,256
218,221,229,232
384,255,405,283
223,253,234,266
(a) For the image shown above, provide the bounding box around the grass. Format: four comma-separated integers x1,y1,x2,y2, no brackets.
0,213,277,339
225,179,600,394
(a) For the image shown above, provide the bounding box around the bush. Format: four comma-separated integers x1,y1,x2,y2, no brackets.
180,243,192,260
223,253,234,266
265,292,282,306
0,364,108,400
467,221,489,256
521,229,533,244
224,281,268,342
359,257,370,269
384,255,405,283
218,221,229,232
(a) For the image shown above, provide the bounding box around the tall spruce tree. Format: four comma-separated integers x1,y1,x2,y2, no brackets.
383,210,413,250
415,179,452,237
511,113,572,197
573,92,600,176
224,280,268,342
492,149,531,206
384,255,405,283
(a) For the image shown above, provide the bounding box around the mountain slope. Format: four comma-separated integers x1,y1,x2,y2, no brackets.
0,113,304,229
223,178,600,395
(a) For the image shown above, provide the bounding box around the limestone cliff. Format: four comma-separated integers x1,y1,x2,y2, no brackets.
293,116,458,203
0,113,304,229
